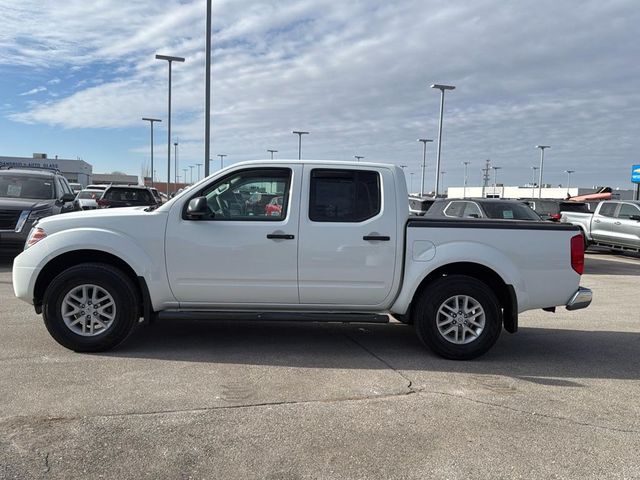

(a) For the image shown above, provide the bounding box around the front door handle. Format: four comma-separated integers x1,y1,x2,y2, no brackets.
594,219,601,223
363,235,390,241
614,221,622,225
267,233,295,240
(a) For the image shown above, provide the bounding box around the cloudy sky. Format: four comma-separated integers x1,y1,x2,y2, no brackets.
1,0,639,190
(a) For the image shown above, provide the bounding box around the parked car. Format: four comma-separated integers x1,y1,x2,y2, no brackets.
74,188,104,210
0,167,76,253
265,196,283,216
523,198,591,221
426,198,543,221
96,185,158,209
13,160,591,360
68,182,83,194
408,194,436,216
149,187,162,204
561,200,640,251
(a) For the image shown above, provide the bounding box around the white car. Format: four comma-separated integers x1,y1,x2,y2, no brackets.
73,188,104,210
12,160,592,359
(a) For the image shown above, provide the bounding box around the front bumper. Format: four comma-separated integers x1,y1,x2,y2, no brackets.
565,287,593,311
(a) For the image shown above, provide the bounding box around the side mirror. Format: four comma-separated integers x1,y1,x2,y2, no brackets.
60,193,75,203
629,215,640,221
186,196,210,219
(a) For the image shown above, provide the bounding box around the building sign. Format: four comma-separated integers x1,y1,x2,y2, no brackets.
0,160,60,170
632,165,640,184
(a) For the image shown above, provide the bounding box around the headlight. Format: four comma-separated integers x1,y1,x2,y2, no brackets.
27,207,54,222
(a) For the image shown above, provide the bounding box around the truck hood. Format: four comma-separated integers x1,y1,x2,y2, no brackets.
36,206,165,235
0,198,54,210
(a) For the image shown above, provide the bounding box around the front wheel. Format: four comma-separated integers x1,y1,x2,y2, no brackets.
42,263,140,352
413,275,502,360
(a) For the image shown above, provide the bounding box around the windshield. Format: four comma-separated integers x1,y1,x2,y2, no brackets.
482,202,541,220
78,190,103,199
0,175,55,199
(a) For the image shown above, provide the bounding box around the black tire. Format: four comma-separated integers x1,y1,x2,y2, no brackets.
413,275,501,360
42,263,140,352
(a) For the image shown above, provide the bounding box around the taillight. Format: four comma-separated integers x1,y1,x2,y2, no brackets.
26,227,47,248
570,234,585,275
97,199,110,208
550,213,562,221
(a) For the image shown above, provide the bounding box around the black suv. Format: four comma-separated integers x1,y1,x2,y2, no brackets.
522,198,591,221
425,198,543,221
97,185,158,209
0,168,76,253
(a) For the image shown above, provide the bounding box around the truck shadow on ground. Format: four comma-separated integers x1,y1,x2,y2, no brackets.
104,320,640,382
584,254,640,276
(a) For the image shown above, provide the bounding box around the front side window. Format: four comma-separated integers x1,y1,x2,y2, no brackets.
598,203,617,217
617,203,640,219
309,169,380,222
198,168,291,221
462,202,483,218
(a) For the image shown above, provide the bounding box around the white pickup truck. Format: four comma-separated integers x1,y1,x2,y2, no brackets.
561,200,640,252
12,160,592,360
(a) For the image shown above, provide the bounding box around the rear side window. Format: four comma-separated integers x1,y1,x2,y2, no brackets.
309,169,380,222
598,203,617,217
617,203,640,219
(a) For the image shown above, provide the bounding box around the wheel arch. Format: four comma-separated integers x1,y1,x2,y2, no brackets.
408,262,518,333
33,250,149,318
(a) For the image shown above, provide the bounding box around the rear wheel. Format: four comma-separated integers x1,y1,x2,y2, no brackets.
42,263,139,352
413,275,502,360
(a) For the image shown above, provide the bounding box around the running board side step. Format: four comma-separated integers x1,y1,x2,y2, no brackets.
157,311,390,323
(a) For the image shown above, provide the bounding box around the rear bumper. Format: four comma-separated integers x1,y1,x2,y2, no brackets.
565,287,592,311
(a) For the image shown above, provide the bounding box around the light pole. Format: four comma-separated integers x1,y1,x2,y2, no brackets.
173,141,179,191
156,54,185,197
292,131,309,160
462,161,470,198
217,154,227,169
189,165,194,184
536,145,550,198
440,170,446,195
417,138,433,197
531,166,539,198
142,118,161,188
267,149,277,160
492,166,502,197
196,163,203,182
431,84,455,196
204,0,212,178
410,172,415,193
354,155,364,162
565,169,575,196
182,168,188,187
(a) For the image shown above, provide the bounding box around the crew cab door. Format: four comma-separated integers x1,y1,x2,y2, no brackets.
613,203,640,248
165,165,302,306
297,166,398,306
591,202,617,242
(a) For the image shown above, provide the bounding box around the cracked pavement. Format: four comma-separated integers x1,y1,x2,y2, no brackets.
1,250,639,479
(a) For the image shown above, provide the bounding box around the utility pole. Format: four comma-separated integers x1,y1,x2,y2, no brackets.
481,159,491,198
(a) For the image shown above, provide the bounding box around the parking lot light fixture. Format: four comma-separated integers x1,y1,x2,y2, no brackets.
217,154,227,169
156,54,185,198
354,155,364,162
417,138,433,196
492,166,502,196
182,168,188,187
462,161,470,198
536,145,550,198
189,165,194,184
196,163,203,182
174,141,179,188
565,170,575,195
267,149,278,160
292,131,309,160
142,118,161,188
431,84,455,196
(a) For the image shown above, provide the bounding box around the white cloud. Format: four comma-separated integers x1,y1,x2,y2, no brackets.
18,86,47,96
3,0,640,187
47,78,61,85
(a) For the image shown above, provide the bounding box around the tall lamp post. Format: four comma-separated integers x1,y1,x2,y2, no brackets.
492,166,502,197
462,161,470,198
142,117,161,187
267,149,277,160
204,0,212,178
536,145,550,198
354,155,364,162
531,166,539,198
189,165,194,184
292,131,309,160
196,163,203,182
431,84,455,196
182,168,188,187
217,154,227,169
409,172,415,193
417,138,433,196
565,169,575,196
156,54,185,196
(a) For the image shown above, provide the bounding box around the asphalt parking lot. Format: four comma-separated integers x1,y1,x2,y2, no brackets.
1,251,639,479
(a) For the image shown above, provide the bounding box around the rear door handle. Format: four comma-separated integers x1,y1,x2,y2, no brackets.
267,233,295,240
594,219,601,223
363,235,390,241
614,221,622,225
